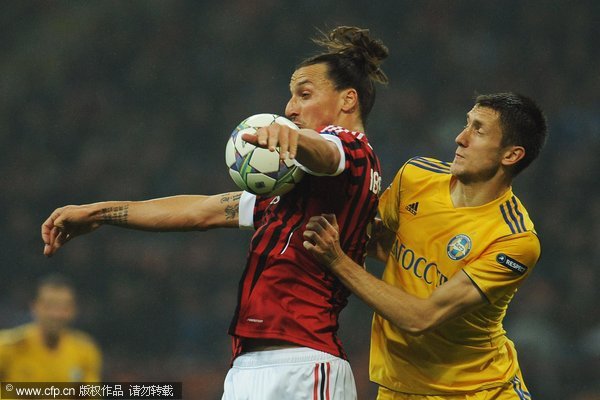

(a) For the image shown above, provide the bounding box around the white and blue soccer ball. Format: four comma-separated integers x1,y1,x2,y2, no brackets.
225,113,305,196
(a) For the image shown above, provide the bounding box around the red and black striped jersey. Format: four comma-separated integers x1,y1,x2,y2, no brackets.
229,125,381,360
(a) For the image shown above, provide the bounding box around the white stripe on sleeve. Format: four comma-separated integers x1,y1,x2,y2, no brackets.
294,134,345,177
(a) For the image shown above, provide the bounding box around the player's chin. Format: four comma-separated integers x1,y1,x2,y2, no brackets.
451,167,475,182
449,164,461,176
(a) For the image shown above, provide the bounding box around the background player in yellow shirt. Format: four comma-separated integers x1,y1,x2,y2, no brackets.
0,274,101,382
303,92,547,399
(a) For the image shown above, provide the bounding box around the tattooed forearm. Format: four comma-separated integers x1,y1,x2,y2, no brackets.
100,205,129,225
220,192,241,220
224,205,239,220
220,193,242,203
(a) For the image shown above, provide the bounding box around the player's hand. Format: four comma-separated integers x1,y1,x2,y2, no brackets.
303,214,345,267
41,205,101,257
242,123,299,161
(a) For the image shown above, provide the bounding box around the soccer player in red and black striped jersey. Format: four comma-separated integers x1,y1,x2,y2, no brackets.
233,121,381,360
41,26,389,400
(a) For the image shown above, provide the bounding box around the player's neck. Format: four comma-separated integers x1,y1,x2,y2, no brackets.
335,114,364,133
450,176,512,208
36,325,63,350
43,334,61,350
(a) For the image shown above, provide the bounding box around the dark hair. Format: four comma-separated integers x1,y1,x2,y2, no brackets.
298,26,389,123
37,273,75,296
475,92,547,176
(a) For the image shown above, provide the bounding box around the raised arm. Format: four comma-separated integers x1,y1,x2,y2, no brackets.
303,215,486,334
42,192,242,257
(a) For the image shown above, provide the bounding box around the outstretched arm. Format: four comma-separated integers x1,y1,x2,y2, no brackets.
42,192,242,257
242,124,341,175
303,214,486,334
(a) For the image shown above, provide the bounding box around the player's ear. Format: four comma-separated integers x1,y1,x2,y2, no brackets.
340,88,358,114
501,145,525,167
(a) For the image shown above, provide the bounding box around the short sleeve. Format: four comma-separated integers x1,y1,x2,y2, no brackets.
463,232,541,303
238,191,257,230
294,133,345,176
238,191,277,230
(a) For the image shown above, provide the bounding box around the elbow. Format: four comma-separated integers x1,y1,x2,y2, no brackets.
299,139,342,175
309,151,341,175
402,319,432,335
392,310,439,335
326,149,342,175
324,160,341,175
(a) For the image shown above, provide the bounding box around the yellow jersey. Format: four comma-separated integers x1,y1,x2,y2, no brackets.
371,157,540,394
0,323,101,382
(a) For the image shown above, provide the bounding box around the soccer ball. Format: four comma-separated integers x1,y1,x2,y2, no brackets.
225,113,305,196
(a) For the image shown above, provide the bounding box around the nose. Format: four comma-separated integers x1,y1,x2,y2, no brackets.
285,97,298,120
455,128,469,147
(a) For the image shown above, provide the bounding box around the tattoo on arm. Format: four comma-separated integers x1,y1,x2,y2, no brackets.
220,193,241,220
220,193,242,203
224,205,238,220
100,205,129,225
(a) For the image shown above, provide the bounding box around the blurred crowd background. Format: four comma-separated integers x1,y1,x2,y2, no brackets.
1,1,598,398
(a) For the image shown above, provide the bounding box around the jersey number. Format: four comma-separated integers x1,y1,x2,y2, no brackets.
369,169,381,194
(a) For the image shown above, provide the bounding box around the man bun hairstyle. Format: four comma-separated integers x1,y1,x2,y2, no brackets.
299,26,389,123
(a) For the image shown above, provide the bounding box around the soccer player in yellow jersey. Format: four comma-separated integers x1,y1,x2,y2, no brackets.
0,274,101,382
303,92,547,399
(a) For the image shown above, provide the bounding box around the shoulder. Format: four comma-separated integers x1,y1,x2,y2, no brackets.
470,191,540,257
493,211,542,269
496,193,537,236
390,156,451,188
0,324,33,348
493,230,540,256
67,329,101,352
319,125,369,147
476,205,541,276
464,229,541,303
319,125,363,138
404,156,452,175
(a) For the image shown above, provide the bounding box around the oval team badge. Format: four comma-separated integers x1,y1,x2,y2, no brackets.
447,234,472,260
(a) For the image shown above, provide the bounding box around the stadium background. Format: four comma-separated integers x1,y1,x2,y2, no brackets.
1,1,598,398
